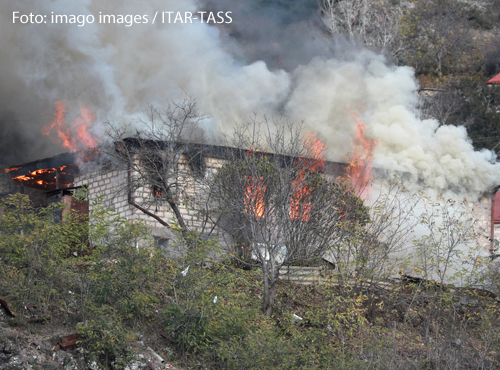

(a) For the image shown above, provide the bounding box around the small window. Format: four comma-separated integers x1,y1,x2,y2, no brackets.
142,153,166,198
244,176,266,218
154,236,169,249
153,185,164,197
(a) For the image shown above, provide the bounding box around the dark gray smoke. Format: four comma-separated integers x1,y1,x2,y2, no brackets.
200,0,337,71
1,0,499,197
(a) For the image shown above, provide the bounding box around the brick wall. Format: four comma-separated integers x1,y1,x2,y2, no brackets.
75,169,133,220
471,197,492,250
74,155,227,242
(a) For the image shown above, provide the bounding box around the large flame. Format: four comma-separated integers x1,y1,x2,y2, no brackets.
290,183,311,221
347,109,378,197
304,131,326,172
42,101,97,153
244,176,266,218
290,131,326,221
10,165,77,189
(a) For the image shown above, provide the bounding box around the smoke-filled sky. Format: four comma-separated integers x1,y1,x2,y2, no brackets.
1,0,500,196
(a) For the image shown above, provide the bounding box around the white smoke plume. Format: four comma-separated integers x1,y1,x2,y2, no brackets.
1,0,499,196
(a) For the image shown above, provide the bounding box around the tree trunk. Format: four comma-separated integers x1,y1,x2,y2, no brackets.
266,280,277,317
262,260,269,314
262,260,278,317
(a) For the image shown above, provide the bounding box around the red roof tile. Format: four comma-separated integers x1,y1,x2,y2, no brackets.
487,73,500,84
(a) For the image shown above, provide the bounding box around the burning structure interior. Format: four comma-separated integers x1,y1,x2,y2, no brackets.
4,141,500,271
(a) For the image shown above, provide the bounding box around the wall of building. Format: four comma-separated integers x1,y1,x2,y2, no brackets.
74,168,133,220
74,155,227,244
471,196,495,250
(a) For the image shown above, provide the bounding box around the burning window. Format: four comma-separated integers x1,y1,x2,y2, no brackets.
290,180,312,221
153,185,164,197
6,153,81,191
289,157,324,222
244,176,266,218
142,153,167,198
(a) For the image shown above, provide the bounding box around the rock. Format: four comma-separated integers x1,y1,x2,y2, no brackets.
0,338,19,365
1,356,23,370
0,338,18,356
86,358,101,370
112,359,147,370
63,356,80,370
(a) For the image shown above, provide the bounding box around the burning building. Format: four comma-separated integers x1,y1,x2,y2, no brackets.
4,138,355,247
5,137,500,275
3,98,500,284
3,0,500,284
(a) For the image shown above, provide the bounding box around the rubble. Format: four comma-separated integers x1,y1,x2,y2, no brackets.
0,316,179,370
147,346,165,363
0,337,19,366
62,356,79,370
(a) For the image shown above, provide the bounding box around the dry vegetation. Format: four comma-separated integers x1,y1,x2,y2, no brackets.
2,190,500,369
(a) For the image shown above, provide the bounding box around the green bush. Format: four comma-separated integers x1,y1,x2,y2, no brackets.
0,194,86,312
76,305,131,368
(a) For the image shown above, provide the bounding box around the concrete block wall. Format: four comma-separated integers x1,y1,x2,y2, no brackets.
74,155,228,238
74,169,133,221
471,197,493,250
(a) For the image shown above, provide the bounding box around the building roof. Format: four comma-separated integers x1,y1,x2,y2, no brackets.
6,141,353,192
487,72,500,84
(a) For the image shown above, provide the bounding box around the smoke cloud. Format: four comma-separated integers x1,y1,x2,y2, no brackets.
1,0,499,196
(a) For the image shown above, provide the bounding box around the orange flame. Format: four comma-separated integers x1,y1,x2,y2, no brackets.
12,168,56,182
244,176,266,218
11,165,77,189
290,131,326,221
347,109,377,197
42,101,97,152
290,183,311,221
304,131,326,172
4,167,21,173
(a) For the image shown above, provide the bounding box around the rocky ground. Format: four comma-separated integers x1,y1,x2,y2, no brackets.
0,308,181,370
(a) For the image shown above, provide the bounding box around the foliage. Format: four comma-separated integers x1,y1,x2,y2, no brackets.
0,193,155,368
412,196,487,285
320,0,406,58
76,305,131,368
0,193,88,312
154,235,224,356
3,185,500,369
398,0,477,79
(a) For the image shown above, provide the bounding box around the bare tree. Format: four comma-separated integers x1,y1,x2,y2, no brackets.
210,118,369,316
320,0,406,58
105,97,207,241
328,174,422,287
417,88,465,126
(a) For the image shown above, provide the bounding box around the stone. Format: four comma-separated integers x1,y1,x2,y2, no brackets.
62,356,80,370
